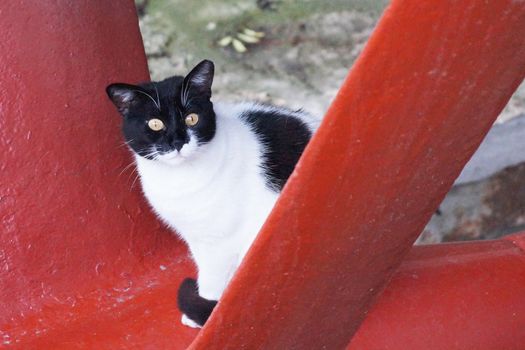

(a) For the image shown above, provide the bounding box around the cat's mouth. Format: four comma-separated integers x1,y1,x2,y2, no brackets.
157,150,185,163
156,147,196,165
152,138,198,165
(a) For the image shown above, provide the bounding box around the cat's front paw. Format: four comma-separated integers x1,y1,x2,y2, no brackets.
177,277,218,328
181,314,202,329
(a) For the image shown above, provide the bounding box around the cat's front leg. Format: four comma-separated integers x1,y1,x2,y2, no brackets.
193,242,239,300
177,278,217,328
178,245,238,327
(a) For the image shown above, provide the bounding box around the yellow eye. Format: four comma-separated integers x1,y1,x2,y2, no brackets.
148,118,165,131
185,113,199,127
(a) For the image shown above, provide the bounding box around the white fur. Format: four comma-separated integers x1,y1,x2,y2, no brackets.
135,102,319,320
181,314,200,328
115,90,134,103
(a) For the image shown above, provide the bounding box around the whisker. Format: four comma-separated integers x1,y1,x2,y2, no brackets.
153,83,161,112
133,89,160,111
184,95,200,108
126,167,137,183
117,139,135,149
130,172,141,190
181,78,187,106
184,86,189,107
181,75,192,107
143,146,161,159
119,160,137,177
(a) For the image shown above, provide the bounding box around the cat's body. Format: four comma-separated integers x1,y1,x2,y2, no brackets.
107,60,318,328
137,102,317,298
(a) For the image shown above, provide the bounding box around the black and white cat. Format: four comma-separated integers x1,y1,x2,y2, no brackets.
106,60,319,328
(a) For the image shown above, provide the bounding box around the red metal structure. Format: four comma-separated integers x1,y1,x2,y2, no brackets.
0,0,524,349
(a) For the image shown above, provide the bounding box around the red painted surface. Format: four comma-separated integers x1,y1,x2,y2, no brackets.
0,1,196,348
349,238,525,350
5,235,525,350
1,0,525,349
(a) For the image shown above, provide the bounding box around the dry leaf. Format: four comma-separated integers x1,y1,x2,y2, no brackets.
237,33,260,44
232,39,247,53
217,36,233,46
243,28,265,38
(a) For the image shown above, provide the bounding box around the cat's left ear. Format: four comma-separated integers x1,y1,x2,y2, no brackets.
182,60,215,101
106,83,145,115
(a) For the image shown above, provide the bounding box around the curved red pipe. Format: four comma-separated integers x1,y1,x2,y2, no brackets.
349,233,525,349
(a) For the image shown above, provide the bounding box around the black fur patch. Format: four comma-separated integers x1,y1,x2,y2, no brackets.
106,60,216,159
240,107,312,192
177,278,217,326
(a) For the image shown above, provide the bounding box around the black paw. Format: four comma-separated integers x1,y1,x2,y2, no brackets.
177,278,217,327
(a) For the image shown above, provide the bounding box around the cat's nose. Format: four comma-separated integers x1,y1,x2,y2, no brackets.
171,140,185,152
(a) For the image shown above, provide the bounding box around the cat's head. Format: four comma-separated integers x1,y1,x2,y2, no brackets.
106,60,215,165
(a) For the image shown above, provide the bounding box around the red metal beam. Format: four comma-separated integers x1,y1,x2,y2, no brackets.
349,234,525,349
191,0,525,348
0,0,191,346
7,234,525,349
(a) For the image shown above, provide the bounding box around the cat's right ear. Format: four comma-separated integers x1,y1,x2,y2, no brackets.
182,60,215,101
106,83,142,115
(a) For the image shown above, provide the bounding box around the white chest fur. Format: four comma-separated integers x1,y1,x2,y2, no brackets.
135,102,280,300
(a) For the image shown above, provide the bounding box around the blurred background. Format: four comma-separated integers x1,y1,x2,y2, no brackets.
135,0,525,244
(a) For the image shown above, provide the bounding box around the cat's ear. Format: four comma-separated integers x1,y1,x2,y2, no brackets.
106,83,145,115
182,60,215,101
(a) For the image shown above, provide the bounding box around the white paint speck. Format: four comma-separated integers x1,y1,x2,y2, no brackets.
95,263,103,275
